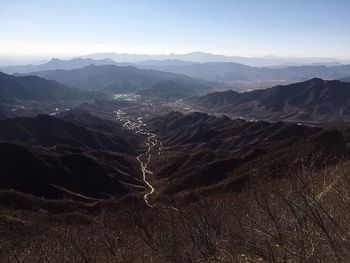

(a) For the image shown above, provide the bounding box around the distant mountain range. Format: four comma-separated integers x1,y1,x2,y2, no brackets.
0,71,99,104
140,62,350,83
3,57,350,91
0,57,129,74
24,64,212,97
83,51,350,67
192,78,350,122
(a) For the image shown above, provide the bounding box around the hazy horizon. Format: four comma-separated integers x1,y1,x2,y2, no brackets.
1,0,350,62
1,51,350,67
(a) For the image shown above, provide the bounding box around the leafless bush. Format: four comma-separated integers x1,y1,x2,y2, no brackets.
2,151,350,262
235,153,350,262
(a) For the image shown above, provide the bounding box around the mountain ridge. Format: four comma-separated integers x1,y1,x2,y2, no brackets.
147,111,346,194
140,62,350,83
0,113,141,154
24,64,212,96
83,51,350,66
0,57,128,74
192,78,350,122
0,71,99,104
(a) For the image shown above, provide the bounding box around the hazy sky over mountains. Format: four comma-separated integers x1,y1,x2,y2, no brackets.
1,0,349,59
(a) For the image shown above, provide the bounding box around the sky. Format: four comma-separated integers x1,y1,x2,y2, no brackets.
0,0,350,61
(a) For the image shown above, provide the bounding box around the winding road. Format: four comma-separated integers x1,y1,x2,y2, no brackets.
115,110,159,207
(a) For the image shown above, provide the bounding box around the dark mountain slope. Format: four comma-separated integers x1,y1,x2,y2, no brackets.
137,80,203,99
26,65,211,96
60,109,125,133
0,71,97,104
59,109,143,149
0,142,143,199
0,111,147,200
192,78,350,122
0,114,140,154
147,112,346,194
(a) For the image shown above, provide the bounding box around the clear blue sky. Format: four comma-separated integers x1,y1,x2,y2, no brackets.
1,0,349,59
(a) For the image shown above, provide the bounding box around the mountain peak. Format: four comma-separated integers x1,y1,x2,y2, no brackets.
308,77,324,82
50,58,61,62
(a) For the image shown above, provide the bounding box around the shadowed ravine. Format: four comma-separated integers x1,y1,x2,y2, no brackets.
115,110,159,207
137,133,157,206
